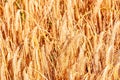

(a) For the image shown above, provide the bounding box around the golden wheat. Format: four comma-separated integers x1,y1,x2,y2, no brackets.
0,0,120,80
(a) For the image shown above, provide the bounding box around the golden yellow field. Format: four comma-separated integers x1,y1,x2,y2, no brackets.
0,0,120,80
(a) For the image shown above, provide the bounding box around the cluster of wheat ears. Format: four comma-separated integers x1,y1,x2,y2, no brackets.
0,0,120,80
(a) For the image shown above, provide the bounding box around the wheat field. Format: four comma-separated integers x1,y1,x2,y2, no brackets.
0,0,120,80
